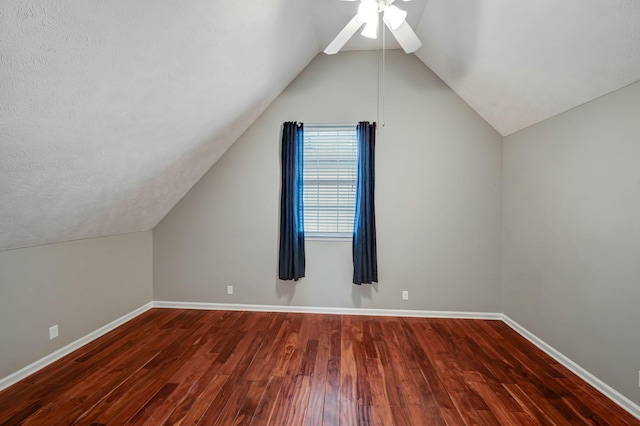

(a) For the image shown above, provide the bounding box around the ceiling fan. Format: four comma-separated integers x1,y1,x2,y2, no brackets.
324,0,422,55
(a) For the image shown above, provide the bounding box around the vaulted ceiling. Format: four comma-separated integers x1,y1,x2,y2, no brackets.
1,0,639,251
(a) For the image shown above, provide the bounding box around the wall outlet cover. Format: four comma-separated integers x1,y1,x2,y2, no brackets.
49,325,59,340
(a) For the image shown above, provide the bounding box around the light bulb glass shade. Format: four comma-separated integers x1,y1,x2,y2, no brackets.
361,18,378,39
357,0,378,23
383,5,407,30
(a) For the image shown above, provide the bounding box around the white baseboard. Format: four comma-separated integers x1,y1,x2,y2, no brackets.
0,302,153,392
152,301,502,320
501,314,640,420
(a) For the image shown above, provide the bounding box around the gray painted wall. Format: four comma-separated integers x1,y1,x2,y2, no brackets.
503,81,640,404
0,231,153,379
154,50,503,312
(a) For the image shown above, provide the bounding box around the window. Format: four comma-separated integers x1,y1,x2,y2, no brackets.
303,124,357,237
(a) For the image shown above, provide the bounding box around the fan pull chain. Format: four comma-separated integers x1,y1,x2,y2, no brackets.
377,17,386,131
377,19,381,130
381,21,386,128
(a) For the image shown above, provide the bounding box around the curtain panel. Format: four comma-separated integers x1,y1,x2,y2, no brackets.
278,122,306,281
352,121,378,285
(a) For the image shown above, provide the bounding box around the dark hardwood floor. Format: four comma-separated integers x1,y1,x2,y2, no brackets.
0,309,637,425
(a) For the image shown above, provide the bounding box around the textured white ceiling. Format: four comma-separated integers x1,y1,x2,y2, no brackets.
1,0,639,251
0,0,318,251
412,0,640,136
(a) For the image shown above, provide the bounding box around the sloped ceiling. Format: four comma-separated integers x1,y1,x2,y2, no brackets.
1,0,639,251
413,0,640,136
0,0,319,251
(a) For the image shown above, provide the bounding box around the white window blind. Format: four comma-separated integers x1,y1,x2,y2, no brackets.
303,124,357,236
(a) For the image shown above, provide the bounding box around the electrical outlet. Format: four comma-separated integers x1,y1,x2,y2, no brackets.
49,325,59,340
227,285,233,295
402,290,409,301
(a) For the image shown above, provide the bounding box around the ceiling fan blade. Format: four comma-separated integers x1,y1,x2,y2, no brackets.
324,14,364,55
386,20,422,53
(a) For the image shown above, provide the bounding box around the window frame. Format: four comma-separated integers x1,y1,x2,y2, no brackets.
302,123,357,240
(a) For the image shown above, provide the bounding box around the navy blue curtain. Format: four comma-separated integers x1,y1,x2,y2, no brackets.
353,121,378,285
279,122,305,281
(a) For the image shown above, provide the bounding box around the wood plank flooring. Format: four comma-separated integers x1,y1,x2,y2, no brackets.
0,309,637,425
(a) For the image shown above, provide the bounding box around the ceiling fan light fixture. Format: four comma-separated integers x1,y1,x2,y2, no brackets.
325,0,421,55
357,0,378,23
383,5,407,30
361,18,379,39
